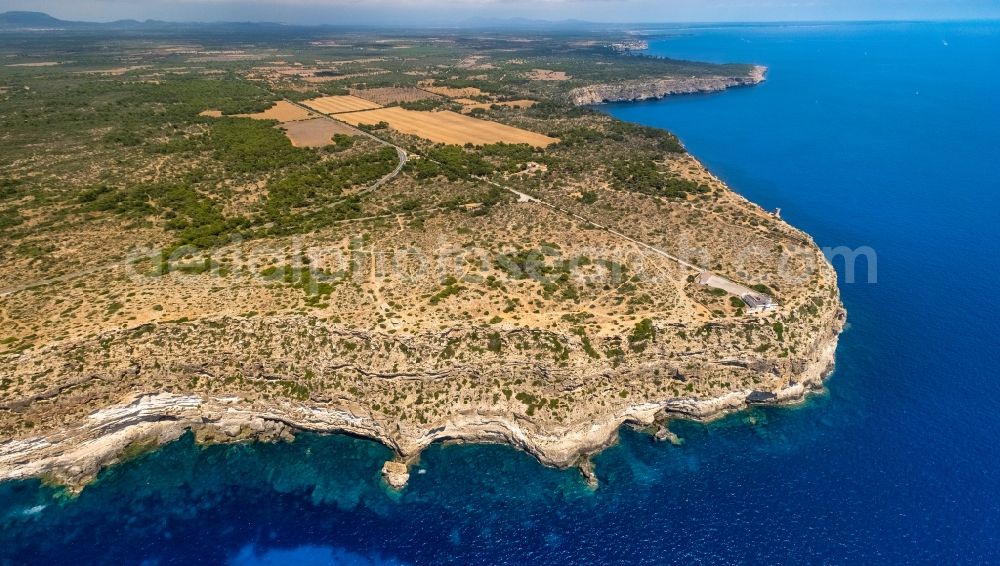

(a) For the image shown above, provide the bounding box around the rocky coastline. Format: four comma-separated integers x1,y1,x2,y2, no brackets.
0,309,843,491
0,58,848,493
568,65,767,105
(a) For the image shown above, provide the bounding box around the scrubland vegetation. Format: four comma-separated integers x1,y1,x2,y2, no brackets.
0,27,841,464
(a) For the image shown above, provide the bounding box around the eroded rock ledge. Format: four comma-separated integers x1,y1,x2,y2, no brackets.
569,65,767,105
0,310,842,491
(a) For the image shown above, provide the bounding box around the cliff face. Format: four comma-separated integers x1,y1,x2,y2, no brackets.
0,293,844,490
569,65,767,105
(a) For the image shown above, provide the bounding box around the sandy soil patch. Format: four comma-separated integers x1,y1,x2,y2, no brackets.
188,52,263,63
419,83,486,98
199,109,223,118
349,87,443,105
303,70,390,82
509,161,549,177
457,56,494,70
262,66,313,77
456,99,538,112
280,117,362,147
246,65,335,84
334,107,558,147
325,58,386,65
297,75,342,83
528,69,571,81
6,61,63,67
303,95,383,114
76,66,150,76
238,101,317,122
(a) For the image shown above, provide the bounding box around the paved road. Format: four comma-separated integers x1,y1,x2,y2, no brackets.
366,146,407,196
283,98,408,198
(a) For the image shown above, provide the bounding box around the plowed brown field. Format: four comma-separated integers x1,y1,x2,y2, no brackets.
239,100,316,122
281,117,363,147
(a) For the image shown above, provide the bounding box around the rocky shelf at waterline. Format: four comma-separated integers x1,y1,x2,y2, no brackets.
0,322,841,492
568,65,768,105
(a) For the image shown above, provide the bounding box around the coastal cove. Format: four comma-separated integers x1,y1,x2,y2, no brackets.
3,20,1000,564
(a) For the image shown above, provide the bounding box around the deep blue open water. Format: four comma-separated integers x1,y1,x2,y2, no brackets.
2,21,999,564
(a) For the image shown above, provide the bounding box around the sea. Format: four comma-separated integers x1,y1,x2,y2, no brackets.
2,20,999,565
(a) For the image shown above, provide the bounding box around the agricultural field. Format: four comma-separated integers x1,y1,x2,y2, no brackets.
238,100,317,122
303,94,384,114
334,107,559,146
420,84,488,98
527,69,571,81
455,98,538,112
281,117,363,147
350,86,443,105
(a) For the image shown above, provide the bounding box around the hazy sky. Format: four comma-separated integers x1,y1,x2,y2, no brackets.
2,0,999,25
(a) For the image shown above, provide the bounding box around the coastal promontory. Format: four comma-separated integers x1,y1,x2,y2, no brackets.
0,29,843,490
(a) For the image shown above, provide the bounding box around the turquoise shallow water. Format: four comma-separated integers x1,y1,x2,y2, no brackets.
3,21,1000,564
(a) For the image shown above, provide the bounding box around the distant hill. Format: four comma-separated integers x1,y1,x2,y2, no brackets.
0,10,74,28
0,11,309,32
458,16,607,30
0,10,613,32
0,11,258,31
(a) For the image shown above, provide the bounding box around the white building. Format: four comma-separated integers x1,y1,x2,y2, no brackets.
742,292,777,313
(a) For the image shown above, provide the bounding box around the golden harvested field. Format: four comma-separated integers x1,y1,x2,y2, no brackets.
303,95,383,114
349,87,443,105
334,107,558,147
280,117,362,147
239,101,317,122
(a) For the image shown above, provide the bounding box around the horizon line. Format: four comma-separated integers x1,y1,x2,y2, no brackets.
4,10,999,29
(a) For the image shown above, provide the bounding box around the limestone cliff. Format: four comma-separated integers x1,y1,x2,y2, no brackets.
569,65,767,105
0,297,843,490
